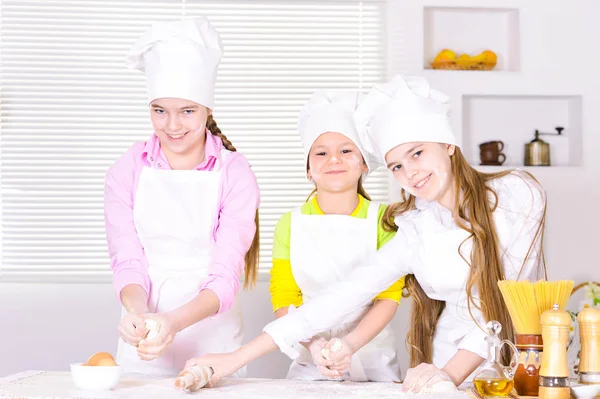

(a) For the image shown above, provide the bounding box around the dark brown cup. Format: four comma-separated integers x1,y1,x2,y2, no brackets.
479,140,506,165
514,334,543,397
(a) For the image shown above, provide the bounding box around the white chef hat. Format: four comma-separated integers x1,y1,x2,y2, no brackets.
127,17,223,109
297,90,379,175
358,75,457,163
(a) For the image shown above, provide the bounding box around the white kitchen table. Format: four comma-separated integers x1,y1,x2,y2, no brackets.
0,370,474,399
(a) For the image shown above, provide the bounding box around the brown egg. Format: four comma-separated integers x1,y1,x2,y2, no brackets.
84,352,118,366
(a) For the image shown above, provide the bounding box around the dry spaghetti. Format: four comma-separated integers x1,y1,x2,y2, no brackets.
498,280,574,334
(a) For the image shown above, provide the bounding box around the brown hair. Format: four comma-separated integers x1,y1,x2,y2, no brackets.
382,147,547,366
206,114,260,289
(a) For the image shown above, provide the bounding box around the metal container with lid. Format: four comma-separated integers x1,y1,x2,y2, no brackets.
524,127,564,166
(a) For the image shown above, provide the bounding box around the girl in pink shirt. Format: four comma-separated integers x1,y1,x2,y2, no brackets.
103,17,260,376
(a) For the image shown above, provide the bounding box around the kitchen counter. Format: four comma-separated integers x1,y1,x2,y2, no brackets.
0,370,476,399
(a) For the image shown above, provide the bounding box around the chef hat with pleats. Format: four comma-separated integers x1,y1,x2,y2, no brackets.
297,90,379,175
356,74,457,163
127,17,223,109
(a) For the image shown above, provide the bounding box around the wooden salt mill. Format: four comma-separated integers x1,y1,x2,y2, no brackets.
578,307,600,384
539,304,571,399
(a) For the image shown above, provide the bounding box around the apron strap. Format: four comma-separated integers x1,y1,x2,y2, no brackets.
366,201,381,250
366,201,381,223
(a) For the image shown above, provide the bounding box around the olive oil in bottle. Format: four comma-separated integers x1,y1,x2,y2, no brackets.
472,321,520,397
473,378,515,397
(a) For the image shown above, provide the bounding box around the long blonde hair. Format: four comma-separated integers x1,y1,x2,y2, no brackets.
382,147,547,366
206,114,260,289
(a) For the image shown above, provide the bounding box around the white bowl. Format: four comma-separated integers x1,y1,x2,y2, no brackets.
70,363,123,391
570,383,600,399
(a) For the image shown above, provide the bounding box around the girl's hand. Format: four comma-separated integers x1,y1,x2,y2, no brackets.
307,337,336,378
118,311,148,347
184,352,245,387
401,363,454,393
321,338,355,377
136,313,176,361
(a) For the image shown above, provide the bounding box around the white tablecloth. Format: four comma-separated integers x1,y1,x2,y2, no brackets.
0,371,472,399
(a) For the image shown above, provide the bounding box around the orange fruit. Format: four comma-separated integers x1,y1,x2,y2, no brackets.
482,50,498,65
433,49,456,63
84,352,117,366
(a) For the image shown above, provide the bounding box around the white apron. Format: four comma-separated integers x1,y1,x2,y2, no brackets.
116,149,245,377
416,222,479,380
287,201,401,382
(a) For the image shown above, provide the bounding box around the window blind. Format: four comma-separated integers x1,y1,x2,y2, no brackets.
0,0,388,282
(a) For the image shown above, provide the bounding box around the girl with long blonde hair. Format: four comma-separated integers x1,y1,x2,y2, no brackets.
184,75,546,392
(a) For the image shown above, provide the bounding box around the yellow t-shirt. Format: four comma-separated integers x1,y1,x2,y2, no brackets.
269,194,406,312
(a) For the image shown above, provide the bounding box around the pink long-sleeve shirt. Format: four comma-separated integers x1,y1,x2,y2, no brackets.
104,131,260,314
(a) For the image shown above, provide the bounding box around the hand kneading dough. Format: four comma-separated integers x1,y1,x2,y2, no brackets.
174,365,214,392
142,319,159,342
321,338,343,360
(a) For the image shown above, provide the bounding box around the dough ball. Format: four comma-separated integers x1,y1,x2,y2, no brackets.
144,319,160,340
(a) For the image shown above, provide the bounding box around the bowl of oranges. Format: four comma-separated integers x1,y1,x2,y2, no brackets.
430,49,498,70
70,352,123,391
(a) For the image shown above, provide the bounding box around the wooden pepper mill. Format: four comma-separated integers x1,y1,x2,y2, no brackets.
539,304,571,399
578,307,600,384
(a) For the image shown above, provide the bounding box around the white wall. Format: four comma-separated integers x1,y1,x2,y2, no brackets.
388,0,600,285
1,0,599,379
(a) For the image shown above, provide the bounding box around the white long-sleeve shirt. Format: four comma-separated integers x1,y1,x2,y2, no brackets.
264,170,546,364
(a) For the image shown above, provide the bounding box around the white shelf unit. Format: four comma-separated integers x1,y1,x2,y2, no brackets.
388,1,591,173
423,6,520,72
462,95,583,167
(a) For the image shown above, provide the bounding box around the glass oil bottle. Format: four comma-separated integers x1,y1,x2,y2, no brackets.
473,320,519,397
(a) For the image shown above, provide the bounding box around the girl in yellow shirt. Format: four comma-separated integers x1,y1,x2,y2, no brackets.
268,90,406,381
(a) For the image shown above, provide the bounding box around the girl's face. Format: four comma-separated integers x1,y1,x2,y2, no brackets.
385,142,456,206
149,98,209,156
307,132,367,194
